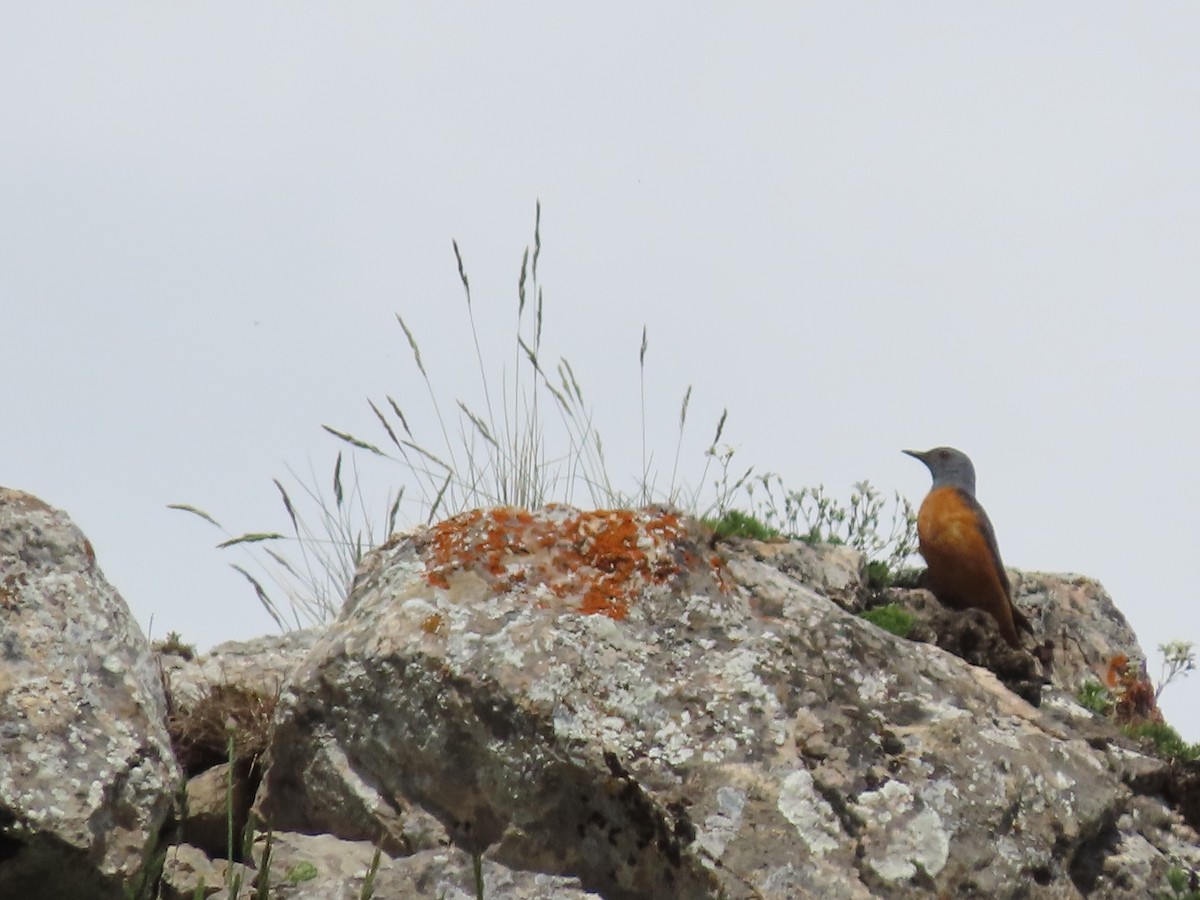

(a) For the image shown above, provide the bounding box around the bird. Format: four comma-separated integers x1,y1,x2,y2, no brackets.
903,446,1033,647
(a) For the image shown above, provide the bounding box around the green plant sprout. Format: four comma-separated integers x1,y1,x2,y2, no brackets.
1156,641,1197,701
1077,680,1115,717
743,475,918,575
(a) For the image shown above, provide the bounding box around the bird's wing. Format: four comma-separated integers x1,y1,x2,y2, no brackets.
957,488,1011,599
959,488,1033,635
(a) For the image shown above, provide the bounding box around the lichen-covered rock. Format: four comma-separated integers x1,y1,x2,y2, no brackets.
0,488,180,899
159,630,319,711
738,538,867,612
182,762,253,860
864,569,1149,710
255,506,1200,899
159,842,225,900
1011,571,1145,695
233,831,599,899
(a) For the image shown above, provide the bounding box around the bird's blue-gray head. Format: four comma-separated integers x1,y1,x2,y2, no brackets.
903,446,977,496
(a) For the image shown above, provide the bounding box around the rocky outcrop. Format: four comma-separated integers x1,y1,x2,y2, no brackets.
244,831,597,900
5,494,1198,899
249,505,1200,899
1010,570,1146,695
863,568,1144,709
0,488,179,900
160,633,312,867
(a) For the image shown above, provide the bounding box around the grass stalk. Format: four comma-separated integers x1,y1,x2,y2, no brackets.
472,851,484,900
174,205,760,626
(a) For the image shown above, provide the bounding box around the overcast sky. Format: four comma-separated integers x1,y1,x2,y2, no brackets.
4,5,1199,739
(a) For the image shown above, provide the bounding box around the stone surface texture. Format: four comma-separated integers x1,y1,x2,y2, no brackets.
240,831,598,900
252,505,1200,899
160,630,318,711
1010,570,1145,695
0,488,180,899
181,762,253,860
6,492,1198,899
159,842,225,900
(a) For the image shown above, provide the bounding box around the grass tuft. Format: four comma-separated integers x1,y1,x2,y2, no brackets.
742,477,917,575
173,206,925,630
1077,679,1115,716
153,630,197,661
174,205,737,625
704,510,778,542
859,604,916,639
1123,720,1200,764
360,842,383,900
1162,867,1200,900
864,560,894,589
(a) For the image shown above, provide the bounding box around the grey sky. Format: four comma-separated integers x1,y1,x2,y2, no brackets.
5,6,1199,738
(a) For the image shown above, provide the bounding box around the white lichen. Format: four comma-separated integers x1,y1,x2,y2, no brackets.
778,769,842,856
855,781,950,880
696,786,746,858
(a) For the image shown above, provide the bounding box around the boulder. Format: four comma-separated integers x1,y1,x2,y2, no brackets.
0,488,180,899
159,630,319,712
1011,570,1145,694
235,830,598,899
181,762,253,861
254,505,1200,898
159,842,225,899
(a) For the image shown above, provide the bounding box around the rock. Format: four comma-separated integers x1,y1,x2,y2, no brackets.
182,762,254,860
167,632,450,860
160,630,319,712
254,506,1200,899
159,842,225,899
888,587,1047,704
239,830,598,899
0,488,180,900
163,633,328,869
863,570,1151,710
736,538,867,613
1011,571,1145,695
253,714,449,857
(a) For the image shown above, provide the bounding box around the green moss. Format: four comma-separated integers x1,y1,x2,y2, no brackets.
865,560,893,589
1161,866,1200,899
859,603,916,639
286,862,318,884
1123,721,1200,763
704,510,779,541
1077,680,1115,716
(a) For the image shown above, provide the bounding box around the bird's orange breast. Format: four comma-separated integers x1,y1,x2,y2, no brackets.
916,486,1008,613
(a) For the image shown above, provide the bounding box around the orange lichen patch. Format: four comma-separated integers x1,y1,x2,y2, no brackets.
707,553,735,595
421,613,445,635
1104,653,1162,726
1104,654,1130,689
419,506,697,620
